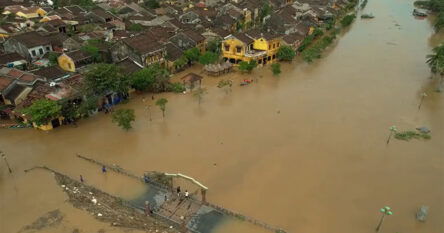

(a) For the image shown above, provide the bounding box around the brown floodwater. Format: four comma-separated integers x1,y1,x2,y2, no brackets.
1,0,443,232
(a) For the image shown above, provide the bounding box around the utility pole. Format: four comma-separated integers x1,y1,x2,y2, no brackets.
418,92,427,110
1,151,12,173
147,105,152,122
376,206,393,232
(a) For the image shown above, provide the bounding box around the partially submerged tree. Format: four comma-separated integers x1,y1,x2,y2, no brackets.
217,79,233,94
426,43,444,91
238,60,257,73
271,63,281,76
155,98,168,117
193,87,207,105
22,99,61,126
112,109,135,131
277,46,296,61
340,14,356,27
130,64,169,92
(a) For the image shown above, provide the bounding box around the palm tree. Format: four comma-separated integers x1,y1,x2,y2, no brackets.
155,98,168,118
426,44,444,91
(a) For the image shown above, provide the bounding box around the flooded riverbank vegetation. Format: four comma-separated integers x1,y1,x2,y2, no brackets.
414,0,444,32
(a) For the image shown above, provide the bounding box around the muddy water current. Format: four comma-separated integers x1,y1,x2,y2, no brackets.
1,0,443,232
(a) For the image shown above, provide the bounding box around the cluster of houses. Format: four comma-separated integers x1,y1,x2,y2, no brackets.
0,0,351,130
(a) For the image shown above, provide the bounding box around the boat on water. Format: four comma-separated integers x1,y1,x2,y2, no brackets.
361,13,375,19
413,9,428,17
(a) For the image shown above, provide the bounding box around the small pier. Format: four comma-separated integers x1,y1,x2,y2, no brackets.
76,154,287,233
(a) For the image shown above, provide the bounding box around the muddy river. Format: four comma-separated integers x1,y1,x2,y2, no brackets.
1,0,443,232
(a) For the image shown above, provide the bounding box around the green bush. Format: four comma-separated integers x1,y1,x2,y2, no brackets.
168,82,186,93
271,63,281,76
341,14,356,27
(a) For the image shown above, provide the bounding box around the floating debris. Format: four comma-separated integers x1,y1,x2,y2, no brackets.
416,126,431,134
416,206,429,222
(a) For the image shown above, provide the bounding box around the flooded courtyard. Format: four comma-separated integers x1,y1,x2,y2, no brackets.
1,0,443,232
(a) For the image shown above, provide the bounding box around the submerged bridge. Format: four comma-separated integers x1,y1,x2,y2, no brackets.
76,154,287,233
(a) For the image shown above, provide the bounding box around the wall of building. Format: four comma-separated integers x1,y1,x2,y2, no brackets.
58,54,75,72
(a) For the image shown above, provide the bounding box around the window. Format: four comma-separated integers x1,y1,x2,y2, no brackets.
236,46,242,53
224,45,230,51
31,50,36,56
268,45,271,50
273,44,276,49
272,55,276,60
46,46,51,51
268,56,271,61
249,44,253,50
277,42,280,47
39,48,43,55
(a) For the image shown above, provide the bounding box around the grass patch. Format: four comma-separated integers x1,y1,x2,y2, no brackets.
394,131,431,141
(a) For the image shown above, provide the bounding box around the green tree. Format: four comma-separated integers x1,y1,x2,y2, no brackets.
112,109,135,130
84,63,128,96
130,64,170,92
174,55,189,69
145,0,160,9
206,39,222,54
238,60,257,73
184,48,200,63
193,87,207,105
340,14,356,27
22,99,61,126
48,52,59,65
435,13,444,32
78,95,99,117
301,47,321,63
199,51,219,65
128,23,144,32
426,43,444,91
277,45,296,61
155,98,168,117
271,63,281,76
81,43,101,62
259,1,272,23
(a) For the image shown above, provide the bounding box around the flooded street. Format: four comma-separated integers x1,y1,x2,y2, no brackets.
1,0,443,232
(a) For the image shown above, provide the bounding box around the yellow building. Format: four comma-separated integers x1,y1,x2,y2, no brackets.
222,30,282,65
3,5,47,19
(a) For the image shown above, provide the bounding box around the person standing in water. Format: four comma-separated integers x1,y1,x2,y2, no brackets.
80,175,84,182
176,186,181,197
102,165,107,173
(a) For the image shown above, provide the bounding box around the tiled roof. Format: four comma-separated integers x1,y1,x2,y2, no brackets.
31,66,68,81
183,30,205,43
165,43,183,61
232,32,254,45
123,33,163,55
66,50,91,62
0,76,13,92
10,31,49,48
0,53,25,65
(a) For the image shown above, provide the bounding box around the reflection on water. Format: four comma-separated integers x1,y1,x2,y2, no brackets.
1,0,443,232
